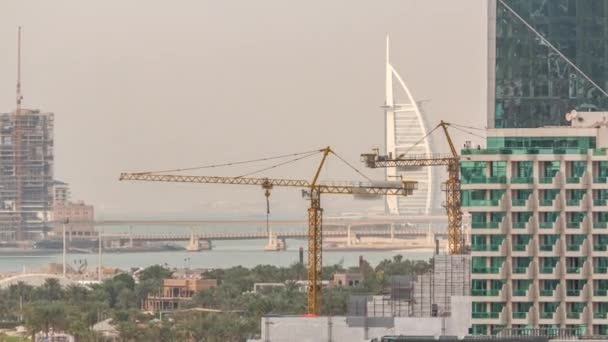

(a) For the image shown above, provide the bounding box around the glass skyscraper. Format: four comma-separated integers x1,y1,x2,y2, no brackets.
488,0,608,128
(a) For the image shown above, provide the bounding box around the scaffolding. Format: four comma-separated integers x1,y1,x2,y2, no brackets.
412,254,471,317
0,109,54,240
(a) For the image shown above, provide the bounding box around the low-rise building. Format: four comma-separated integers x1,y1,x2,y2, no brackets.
144,278,217,311
332,272,364,288
51,200,95,238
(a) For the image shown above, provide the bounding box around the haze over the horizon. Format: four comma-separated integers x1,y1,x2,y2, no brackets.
0,1,488,219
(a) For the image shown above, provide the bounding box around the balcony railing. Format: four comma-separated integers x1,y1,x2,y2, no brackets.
512,222,527,229
471,289,499,296
539,177,553,184
594,177,607,183
594,312,608,319
513,266,528,274
512,289,528,296
472,222,499,229
540,312,554,319
472,267,500,274
539,199,554,206
566,245,581,252
539,244,554,252
595,266,608,274
595,289,608,296
511,177,533,184
540,266,555,274
566,267,581,274
594,199,607,206
566,222,581,229
567,289,581,296
567,312,581,319
513,244,528,252
512,312,527,319
594,222,608,229
566,177,581,184
471,244,501,252
512,199,527,206
539,222,554,229
540,289,554,296
594,245,608,252
472,312,499,319
567,199,581,206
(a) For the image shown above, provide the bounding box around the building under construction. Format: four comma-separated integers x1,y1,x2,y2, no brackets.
0,109,54,240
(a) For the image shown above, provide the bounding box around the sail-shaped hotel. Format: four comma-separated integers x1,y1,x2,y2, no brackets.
383,36,435,215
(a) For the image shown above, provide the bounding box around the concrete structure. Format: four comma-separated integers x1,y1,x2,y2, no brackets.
463,114,608,335
52,181,70,205
383,36,435,215
0,109,54,240
487,0,608,128
332,272,364,288
144,277,217,311
254,296,472,342
51,200,95,237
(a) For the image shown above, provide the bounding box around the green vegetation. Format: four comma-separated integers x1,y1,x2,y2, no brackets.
0,255,431,341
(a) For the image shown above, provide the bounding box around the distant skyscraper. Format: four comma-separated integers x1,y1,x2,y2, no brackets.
384,36,434,215
487,0,608,128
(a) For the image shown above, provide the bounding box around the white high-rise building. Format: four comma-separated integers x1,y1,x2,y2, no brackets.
384,36,434,215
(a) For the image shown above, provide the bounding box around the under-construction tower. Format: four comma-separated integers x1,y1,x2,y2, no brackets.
0,28,55,240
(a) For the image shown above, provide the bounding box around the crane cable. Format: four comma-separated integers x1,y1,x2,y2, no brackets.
138,149,322,175
236,150,322,178
330,151,373,183
397,124,441,158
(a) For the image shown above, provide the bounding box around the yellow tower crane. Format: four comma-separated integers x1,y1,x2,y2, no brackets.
119,147,417,315
360,121,464,254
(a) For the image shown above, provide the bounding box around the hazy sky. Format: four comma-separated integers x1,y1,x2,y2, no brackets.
0,1,488,219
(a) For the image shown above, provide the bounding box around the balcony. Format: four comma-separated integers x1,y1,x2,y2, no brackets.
567,312,581,319
540,289,554,297
567,199,581,206
540,312,554,319
594,312,607,319
539,222,554,229
594,177,607,183
539,177,553,184
594,222,608,229
567,289,581,296
594,245,608,252
513,244,528,252
567,177,581,184
512,199,527,206
513,267,528,274
540,266,555,274
594,199,607,206
567,245,581,252
512,312,527,319
471,289,499,296
595,267,608,274
594,289,608,296
539,200,554,207
566,222,581,229
472,312,499,319
512,222,527,229
566,267,581,274
512,289,528,296
472,222,499,229
469,242,502,252
511,177,533,184
472,267,500,274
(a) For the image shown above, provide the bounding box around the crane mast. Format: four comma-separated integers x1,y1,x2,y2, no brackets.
360,121,464,254
120,147,417,315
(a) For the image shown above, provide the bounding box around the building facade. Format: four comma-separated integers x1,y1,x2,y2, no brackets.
51,201,95,238
384,36,435,215
144,278,217,311
464,116,608,335
52,181,70,205
0,110,54,240
487,0,608,128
